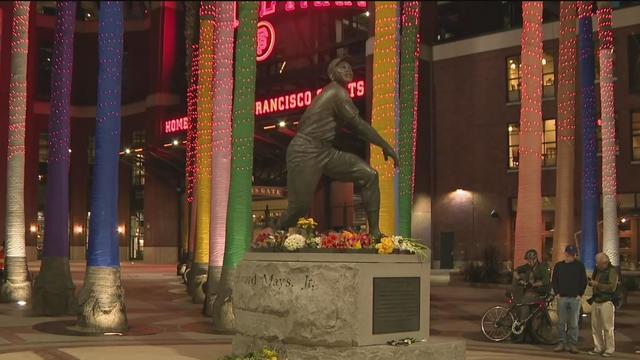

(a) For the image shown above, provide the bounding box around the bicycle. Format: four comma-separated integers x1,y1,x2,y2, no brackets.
481,284,558,344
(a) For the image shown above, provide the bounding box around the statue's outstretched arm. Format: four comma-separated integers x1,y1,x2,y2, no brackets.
335,97,399,167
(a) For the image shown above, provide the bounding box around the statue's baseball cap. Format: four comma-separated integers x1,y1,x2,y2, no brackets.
327,56,354,78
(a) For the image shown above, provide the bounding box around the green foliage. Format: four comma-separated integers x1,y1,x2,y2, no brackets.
220,347,278,360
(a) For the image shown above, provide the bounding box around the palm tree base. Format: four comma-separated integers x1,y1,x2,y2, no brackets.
212,267,236,333
76,266,127,334
203,266,222,316
33,257,77,316
0,256,32,302
189,262,208,304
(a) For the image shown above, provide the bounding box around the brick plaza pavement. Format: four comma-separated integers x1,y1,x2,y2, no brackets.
0,263,637,359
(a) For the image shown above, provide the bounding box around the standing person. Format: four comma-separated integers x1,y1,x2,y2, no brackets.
552,245,587,353
587,252,618,357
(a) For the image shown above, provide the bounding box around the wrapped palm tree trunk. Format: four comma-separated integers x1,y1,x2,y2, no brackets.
597,2,619,267
76,2,127,333
204,1,234,317
398,1,420,238
33,1,78,316
578,1,598,272
179,0,199,277
190,1,217,304
514,2,543,267
371,2,399,236
552,2,577,264
212,1,258,332
1,1,32,303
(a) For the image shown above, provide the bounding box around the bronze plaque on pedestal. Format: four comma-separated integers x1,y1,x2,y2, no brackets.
372,277,420,334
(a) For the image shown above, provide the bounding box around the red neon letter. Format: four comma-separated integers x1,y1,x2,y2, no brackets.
260,1,276,17
300,1,309,9
165,122,170,133
277,96,285,111
285,1,296,11
347,82,356,97
356,1,367,8
357,80,365,96
304,91,312,105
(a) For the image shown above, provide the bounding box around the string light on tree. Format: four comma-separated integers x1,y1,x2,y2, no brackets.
597,2,619,266
224,1,259,269
186,44,199,203
371,1,399,236
398,1,420,238
578,1,598,271
552,1,578,264
513,1,543,267
194,1,216,270
209,1,235,271
2,0,32,303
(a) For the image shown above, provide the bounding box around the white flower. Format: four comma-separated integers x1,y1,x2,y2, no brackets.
284,234,306,251
307,236,321,248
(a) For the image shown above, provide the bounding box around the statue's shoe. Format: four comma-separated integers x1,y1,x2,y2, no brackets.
370,231,386,242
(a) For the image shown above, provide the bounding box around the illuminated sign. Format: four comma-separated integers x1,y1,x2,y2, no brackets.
235,1,367,23
255,80,365,116
256,21,275,62
163,116,189,134
233,1,368,61
252,186,286,198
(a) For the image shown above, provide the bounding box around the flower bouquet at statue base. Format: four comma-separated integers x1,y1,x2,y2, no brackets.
252,217,427,259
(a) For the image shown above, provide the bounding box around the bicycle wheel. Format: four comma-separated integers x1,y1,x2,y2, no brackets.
481,306,514,342
531,310,559,345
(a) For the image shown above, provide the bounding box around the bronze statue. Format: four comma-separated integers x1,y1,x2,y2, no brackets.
274,57,399,239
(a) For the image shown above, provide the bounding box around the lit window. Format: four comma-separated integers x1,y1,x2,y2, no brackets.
507,119,556,169
542,119,556,167
38,133,48,163
508,124,520,169
506,53,555,102
132,131,145,186
633,112,640,161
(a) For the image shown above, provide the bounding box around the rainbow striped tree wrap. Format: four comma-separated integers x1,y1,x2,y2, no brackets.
578,1,598,272
371,2,399,236
209,1,234,268
87,1,124,268
223,1,258,269
398,1,420,238
194,2,216,266
43,1,76,259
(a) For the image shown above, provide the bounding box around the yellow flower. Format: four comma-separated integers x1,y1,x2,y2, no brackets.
352,240,362,249
297,217,317,230
375,237,395,255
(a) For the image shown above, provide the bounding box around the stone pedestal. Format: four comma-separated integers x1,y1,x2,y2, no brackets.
232,251,465,359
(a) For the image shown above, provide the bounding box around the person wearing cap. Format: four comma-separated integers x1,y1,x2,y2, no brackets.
587,252,618,357
273,57,398,239
551,245,587,353
512,249,551,343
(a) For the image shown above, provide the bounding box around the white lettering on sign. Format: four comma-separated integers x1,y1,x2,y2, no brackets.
256,80,365,116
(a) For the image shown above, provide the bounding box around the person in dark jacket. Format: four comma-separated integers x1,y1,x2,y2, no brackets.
587,253,618,357
551,245,587,353
512,249,550,343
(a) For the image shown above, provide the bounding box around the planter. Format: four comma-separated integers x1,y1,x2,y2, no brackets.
250,248,415,255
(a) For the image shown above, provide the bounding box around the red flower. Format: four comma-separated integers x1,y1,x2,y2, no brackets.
252,232,270,248
321,232,339,248
357,233,372,248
